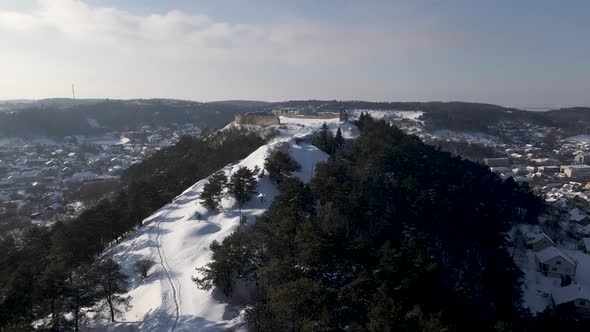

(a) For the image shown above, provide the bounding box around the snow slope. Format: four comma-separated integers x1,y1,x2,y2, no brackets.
92,117,352,331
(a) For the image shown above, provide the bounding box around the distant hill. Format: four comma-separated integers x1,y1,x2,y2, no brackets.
267,100,585,134
0,99,262,138
0,98,589,139
207,100,271,107
543,107,590,133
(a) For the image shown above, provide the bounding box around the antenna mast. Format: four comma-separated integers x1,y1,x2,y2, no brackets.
72,83,75,100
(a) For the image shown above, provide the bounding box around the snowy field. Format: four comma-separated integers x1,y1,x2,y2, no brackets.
90,117,353,331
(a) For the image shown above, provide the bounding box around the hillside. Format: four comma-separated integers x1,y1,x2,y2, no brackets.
95,117,351,330
194,116,554,330
2,113,587,330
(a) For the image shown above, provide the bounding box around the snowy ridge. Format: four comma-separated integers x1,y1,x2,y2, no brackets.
93,117,353,331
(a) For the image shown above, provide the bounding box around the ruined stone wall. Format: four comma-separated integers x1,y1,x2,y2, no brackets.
235,113,280,126
317,112,340,119
272,109,348,122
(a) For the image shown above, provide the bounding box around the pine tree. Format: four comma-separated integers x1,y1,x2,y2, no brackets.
39,261,69,330
313,122,334,154
269,278,328,331
67,264,99,332
264,150,301,185
95,259,130,323
227,167,258,213
200,171,227,210
334,127,344,150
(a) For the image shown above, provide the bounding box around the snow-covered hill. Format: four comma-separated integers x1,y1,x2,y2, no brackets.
92,117,356,331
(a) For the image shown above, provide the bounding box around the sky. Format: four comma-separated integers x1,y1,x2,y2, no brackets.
0,0,589,106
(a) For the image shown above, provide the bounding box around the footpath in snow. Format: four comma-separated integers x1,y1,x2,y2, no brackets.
93,117,356,331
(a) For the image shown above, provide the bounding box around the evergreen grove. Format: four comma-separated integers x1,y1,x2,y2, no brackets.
195,116,587,331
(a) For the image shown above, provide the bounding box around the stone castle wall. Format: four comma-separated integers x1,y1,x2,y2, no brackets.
235,113,280,127
272,110,348,122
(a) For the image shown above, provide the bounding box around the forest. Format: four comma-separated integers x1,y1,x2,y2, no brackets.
197,115,590,331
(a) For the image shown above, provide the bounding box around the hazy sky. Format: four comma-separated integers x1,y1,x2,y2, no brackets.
1,0,589,106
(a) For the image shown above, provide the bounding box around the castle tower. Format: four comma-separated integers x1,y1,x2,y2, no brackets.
339,107,348,122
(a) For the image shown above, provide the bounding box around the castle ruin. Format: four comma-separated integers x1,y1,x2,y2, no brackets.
234,112,280,127
272,108,348,122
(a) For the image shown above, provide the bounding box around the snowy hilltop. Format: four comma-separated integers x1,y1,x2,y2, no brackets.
92,117,357,331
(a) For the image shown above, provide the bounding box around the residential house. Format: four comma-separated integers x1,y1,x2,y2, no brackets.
551,284,590,317
569,207,590,224
535,246,576,278
526,232,555,252
538,166,560,175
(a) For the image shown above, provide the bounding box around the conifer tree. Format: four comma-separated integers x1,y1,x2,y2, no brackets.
39,261,69,330
200,171,228,210
67,264,99,332
334,127,344,150
264,150,301,185
312,122,334,154
227,167,258,213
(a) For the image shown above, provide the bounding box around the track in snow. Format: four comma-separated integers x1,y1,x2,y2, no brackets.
155,210,181,331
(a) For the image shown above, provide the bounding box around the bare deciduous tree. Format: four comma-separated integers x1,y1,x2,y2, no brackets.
134,256,156,279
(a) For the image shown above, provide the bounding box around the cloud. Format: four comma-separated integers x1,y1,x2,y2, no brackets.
0,10,45,31
0,0,458,65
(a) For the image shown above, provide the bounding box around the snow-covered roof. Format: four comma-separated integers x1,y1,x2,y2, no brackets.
47,203,63,210
569,207,589,222
552,284,590,305
526,232,554,245
563,164,590,170
535,246,575,265
582,224,590,235
490,167,510,173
